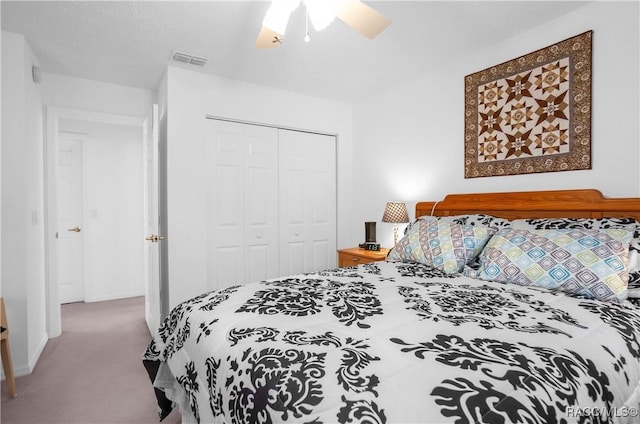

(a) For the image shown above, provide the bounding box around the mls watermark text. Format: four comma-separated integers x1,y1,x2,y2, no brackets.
567,406,639,418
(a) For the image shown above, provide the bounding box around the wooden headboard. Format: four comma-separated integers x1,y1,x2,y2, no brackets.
416,189,640,222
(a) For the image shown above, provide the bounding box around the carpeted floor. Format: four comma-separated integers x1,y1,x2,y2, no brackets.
1,296,181,424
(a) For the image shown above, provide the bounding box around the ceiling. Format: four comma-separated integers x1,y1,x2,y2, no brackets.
1,1,591,104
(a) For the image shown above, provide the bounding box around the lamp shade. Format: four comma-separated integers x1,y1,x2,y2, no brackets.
382,202,409,224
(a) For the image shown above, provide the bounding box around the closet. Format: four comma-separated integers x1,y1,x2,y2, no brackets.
206,119,336,291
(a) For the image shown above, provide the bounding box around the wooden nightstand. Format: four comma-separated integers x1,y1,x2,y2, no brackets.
337,247,390,267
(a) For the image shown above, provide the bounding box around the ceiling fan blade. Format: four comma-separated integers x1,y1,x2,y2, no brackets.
256,26,282,48
337,0,391,39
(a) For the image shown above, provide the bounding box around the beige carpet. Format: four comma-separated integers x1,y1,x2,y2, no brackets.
1,296,181,424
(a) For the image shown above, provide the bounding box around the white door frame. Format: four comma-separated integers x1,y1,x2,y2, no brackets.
44,106,144,337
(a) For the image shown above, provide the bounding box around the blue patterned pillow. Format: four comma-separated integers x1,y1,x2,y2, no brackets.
512,217,640,293
388,221,497,273
477,227,634,303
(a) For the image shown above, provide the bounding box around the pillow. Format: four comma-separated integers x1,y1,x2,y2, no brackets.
387,220,497,274
477,227,634,303
405,214,511,234
443,214,512,230
511,217,640,293
628,251,640,288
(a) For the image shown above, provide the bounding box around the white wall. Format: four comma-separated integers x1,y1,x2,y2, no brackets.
84,125,145,301
41,72,154,118
353,2,640,248
1,31,48,376
164,66,354,307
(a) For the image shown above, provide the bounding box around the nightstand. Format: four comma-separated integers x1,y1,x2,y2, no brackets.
337,247,390,267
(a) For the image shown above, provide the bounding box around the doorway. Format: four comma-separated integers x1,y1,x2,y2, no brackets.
44,107,147,337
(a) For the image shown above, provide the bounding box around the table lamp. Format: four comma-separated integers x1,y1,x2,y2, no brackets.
382,202,410,245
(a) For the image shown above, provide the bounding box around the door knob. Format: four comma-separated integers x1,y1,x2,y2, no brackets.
145,235,165,243
68,227,81,233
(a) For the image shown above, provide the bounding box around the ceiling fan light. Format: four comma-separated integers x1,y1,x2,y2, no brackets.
304,0,341,32
262,0,301,35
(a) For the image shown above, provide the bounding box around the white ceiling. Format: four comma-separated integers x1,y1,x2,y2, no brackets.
1,1,591,104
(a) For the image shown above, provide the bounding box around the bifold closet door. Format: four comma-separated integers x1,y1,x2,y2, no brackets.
279,129,337,275
206,120,279,290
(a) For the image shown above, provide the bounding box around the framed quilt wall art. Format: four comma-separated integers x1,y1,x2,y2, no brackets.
464,31,592,178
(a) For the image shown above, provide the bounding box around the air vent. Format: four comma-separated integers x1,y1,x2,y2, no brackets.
170,50,209,67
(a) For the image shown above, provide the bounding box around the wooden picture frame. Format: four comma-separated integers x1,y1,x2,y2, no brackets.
464,31,592,178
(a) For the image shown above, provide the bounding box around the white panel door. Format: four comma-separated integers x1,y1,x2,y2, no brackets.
143,105,161,334
279,129,336,275
208,121,244,289
207,120,278,290
57,137,85,304
308,138,337,270
244,125,279,282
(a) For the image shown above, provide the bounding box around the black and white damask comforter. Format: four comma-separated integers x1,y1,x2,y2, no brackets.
143,261,640,423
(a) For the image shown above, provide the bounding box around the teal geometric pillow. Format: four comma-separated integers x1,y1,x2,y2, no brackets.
477,228,634,303
387,220,496,274
510,217,640,293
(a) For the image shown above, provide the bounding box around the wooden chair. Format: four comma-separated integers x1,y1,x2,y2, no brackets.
0,297,17,397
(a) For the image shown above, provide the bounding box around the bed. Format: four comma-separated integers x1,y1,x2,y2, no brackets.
144,189,640,424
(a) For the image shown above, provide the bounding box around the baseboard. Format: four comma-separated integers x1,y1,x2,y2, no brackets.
27,333,48,374
84,290,145,303
2,331,48,379
8,364,31,378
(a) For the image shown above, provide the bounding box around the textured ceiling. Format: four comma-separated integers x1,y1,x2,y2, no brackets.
1,1,591,104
